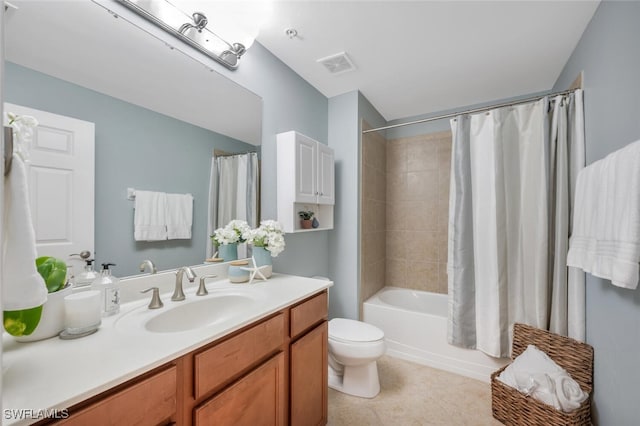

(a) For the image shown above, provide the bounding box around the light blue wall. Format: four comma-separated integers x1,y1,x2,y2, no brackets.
327,91,360,319
5,62,255,277
217,42,331,278
359,92,387,133
326,90,387,320
553,2,640,425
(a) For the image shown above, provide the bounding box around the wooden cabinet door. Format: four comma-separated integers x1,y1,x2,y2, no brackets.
194,353,286,426
316,143,334,205
290,322,328,426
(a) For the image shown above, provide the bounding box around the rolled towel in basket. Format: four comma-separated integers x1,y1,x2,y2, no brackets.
555,373,588,412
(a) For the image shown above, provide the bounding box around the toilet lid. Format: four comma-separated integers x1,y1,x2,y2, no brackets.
329,318,384,343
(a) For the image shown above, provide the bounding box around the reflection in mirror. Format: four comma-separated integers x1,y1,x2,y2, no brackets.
4,0,263,277
206,151,260,259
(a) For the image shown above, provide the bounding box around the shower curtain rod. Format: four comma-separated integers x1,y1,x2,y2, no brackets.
362,88,579,134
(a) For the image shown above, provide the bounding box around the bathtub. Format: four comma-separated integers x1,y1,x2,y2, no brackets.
363,286,508,383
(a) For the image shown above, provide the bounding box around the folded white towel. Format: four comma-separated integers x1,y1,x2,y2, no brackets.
498,344,563,387
165,193,193,240
2,155,48,310
567,140,640,289
134,190,167,241
555,373,588,412
498,344,587,413
566,162,600,271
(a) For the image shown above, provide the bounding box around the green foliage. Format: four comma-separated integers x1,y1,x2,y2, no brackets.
3,306,43,336
3,256,67,336
298,210,314,220
35,256,68,293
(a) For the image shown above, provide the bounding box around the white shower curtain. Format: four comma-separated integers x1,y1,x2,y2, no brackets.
206,152,259,258
447,91,585,357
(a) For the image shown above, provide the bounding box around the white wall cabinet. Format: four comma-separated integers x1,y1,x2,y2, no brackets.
277,131,334,233
316,143,335,205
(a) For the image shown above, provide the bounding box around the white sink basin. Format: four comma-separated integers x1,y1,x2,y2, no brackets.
116,291,259,334
146,294,256,333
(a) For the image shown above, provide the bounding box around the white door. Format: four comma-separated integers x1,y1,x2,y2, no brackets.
5,103,95,274
316,144,334,205
295,134,317,204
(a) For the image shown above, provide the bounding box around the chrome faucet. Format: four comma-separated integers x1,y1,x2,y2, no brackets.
172,266,196,301
197,274,218,296
141,287,163,309
139,259,157,274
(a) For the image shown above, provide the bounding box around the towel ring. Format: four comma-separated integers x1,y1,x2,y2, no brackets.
4,126,13,177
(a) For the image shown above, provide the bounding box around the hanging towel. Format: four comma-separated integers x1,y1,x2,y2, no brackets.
134,190,167,241
2,155,48,310
567,140,640,289
166,193,193,240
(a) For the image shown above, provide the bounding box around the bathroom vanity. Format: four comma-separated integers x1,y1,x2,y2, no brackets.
2,271,331,426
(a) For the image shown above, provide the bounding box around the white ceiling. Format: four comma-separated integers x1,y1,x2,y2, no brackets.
4,1,600,133
256,1,600,121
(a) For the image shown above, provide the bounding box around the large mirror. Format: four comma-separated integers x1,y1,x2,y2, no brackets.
4,0,263,277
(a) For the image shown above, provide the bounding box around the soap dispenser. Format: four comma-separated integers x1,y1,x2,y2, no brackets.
74,258,98,288
92,263,120,316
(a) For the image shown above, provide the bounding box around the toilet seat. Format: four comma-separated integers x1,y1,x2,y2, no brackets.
329,318,384,343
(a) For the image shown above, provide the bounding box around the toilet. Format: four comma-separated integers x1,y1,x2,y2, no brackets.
328,318,386,398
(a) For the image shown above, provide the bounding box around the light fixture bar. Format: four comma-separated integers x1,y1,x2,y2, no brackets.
118,0,246,70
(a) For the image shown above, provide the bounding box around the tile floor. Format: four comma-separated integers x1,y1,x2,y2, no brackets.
327,356,502,426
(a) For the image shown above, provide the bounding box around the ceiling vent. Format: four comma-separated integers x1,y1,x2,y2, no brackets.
317,52,356,75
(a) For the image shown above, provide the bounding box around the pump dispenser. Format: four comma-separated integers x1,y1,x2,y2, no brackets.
74,258,98,288
70,250,97,288
92,263,120,316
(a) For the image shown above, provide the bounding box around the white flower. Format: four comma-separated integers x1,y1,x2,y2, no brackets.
227,220,251,242
246,220,286,257
211,219,251,245
6,112,38,162
266,232,285,257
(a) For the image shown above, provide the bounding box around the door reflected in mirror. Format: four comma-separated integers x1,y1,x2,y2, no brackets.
4,0,263,277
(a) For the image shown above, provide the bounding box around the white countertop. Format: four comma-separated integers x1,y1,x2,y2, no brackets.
2,272,331,425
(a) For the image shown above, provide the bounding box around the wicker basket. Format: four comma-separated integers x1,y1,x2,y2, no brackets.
490,323,594,426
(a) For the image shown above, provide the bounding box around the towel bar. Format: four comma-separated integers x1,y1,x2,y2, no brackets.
127,188,193,201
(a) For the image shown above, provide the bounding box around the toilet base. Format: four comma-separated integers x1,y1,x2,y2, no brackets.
328,361,380,398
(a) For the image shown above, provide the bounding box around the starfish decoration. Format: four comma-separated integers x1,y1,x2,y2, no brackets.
240,256,270,284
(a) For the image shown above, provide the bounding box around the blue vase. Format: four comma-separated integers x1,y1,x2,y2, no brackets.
252,246,273,278
218,243,238,262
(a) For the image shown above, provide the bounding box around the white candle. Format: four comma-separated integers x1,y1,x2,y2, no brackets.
64,290,101,334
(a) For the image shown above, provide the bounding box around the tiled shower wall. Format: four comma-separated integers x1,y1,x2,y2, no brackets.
385,131,452,294
360,122,387,305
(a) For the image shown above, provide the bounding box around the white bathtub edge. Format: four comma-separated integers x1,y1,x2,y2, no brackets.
384,339,501,383
363,286,509,384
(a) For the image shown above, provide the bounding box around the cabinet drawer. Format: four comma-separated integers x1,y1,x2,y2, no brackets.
59,365,176,426
290,292,328,339
194,313,285,399
194,353,286,426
